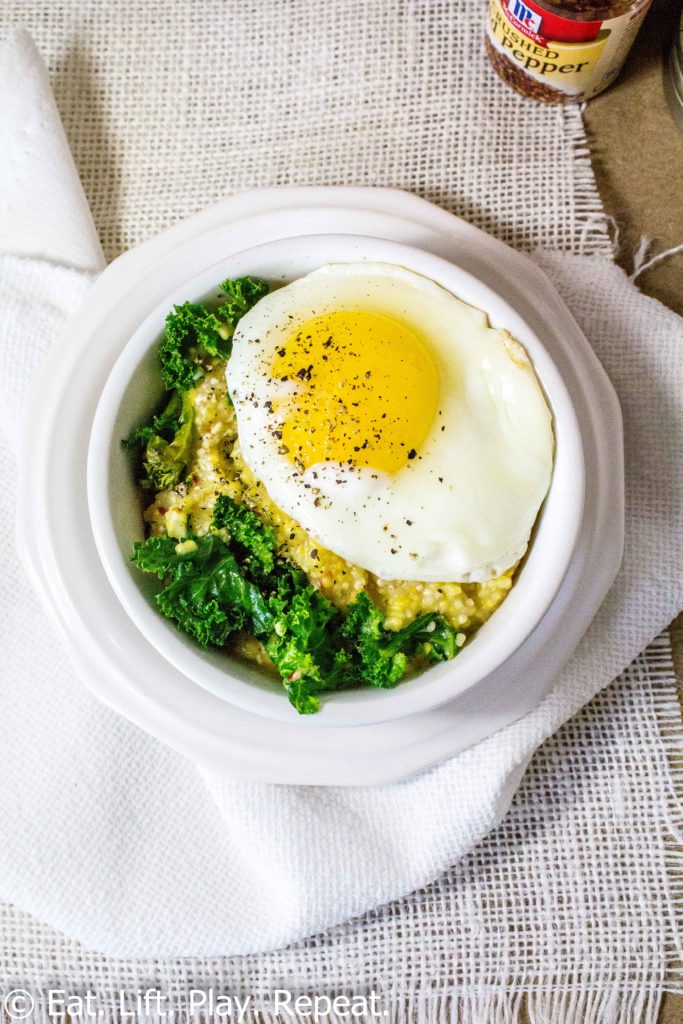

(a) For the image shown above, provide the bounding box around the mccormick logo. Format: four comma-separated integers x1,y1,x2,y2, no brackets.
505,0,543,36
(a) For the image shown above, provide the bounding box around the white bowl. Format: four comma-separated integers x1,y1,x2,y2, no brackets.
87,234,584,728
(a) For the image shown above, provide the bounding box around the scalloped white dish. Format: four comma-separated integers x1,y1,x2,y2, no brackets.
16,187,623,784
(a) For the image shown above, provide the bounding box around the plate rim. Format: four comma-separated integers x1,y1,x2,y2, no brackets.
16,187,624,785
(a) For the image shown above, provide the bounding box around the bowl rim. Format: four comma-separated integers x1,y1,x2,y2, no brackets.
87,233,585,728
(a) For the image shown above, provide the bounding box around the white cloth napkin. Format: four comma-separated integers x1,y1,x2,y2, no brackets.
1,29,681,959
0,29,103,273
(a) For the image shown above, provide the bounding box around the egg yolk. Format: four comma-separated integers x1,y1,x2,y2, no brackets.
270,310,439,474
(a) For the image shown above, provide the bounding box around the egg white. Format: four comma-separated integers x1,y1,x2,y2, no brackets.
228,262,554,582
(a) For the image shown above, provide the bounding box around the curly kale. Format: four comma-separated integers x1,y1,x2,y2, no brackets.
265,584,461,711
209,499,353,710
131,502,463,715
218,276,271,317
383,610,462,664
341,591,407,689
123,389,194,491
265,577,348,714
160,275,269,391
129,535,183,578
212,495,277,573
131,527,342,711
132,533,271,648
340,592,460,689
124,278,268,486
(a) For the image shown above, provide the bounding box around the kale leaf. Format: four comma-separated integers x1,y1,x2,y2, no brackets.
156,572,246,648
212,494,277,573
131,516,463,714
132,533,271,647
342,591,407,689
218,276,270,317
341,592,461,689
123,389,194,491
124,277,268,485
284,680,322,715
160,275,269,391
129,535,182,578
265,581,345,712
384,611,461,664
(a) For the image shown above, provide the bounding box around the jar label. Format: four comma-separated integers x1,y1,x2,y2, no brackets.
486,0,653,100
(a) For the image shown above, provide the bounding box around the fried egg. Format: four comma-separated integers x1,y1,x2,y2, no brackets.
228,263,553,582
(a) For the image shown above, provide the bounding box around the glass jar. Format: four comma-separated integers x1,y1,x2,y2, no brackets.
664,8,683,130
485,0,654,102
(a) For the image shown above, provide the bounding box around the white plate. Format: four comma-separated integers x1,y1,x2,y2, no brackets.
16,187,624,785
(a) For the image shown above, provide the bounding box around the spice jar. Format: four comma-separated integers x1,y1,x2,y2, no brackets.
664,8,683,130
486,0,654,103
